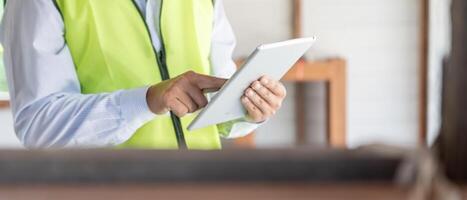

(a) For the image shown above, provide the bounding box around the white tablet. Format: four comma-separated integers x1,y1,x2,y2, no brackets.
188,37,316,131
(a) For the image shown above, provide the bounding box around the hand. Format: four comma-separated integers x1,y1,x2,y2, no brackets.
146,71,227,117
241,76,287,123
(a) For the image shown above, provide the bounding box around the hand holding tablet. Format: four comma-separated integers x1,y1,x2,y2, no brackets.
188,37,317,131
241,75,287,123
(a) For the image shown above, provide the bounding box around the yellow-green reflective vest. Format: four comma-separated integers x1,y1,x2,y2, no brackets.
55,0,225,150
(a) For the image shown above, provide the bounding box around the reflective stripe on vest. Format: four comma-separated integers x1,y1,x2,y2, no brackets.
55,0,222,149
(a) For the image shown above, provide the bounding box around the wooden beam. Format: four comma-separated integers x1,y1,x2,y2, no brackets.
292,0,308,146
327,61,347,147
419,0,429,146
292,0,303,38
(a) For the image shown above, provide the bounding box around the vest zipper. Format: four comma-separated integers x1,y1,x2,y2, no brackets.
131,0,187,149
158,0,188,150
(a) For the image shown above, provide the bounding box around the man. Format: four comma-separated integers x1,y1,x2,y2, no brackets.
0,0,286,149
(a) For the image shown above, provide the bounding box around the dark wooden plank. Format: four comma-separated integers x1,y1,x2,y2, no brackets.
292,0,303,39
295,83,308,145
0,149,402,184
438,0,467,182
0,183,408,200
418,0,429,146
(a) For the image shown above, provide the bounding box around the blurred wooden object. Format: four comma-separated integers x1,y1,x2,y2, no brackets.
0,149,408,200
437,0,467,182
0,149,463,199
291,0,346,148
0,184,408,200
284,59,347,147
292,0,309,147
0,101,8,108
419,0,429,146
0,149,402,183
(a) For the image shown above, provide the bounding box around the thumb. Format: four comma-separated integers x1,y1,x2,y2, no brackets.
191,73,227,91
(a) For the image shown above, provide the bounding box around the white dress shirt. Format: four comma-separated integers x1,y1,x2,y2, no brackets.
0,0,259,148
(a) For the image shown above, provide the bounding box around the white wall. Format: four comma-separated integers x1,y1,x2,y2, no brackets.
223,0,292,59
224,0,421,148
304,0,421,148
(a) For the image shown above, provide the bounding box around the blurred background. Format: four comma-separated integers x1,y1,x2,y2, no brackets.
0,0,453,150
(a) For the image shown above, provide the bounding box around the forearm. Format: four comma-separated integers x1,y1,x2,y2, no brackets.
14,87,154,149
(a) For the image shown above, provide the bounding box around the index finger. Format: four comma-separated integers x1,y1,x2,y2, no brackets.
191,73,227,91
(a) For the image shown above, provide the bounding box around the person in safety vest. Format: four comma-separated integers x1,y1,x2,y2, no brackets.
0,0,286,149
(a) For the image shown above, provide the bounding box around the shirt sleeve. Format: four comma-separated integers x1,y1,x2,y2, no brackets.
211,0,262,139
0,0,155,148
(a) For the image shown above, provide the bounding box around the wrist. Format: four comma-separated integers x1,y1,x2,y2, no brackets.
146,85,169,115
119,87,156,128
244,115,267,124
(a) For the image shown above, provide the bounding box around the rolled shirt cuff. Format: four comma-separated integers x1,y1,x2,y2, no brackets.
118,86,156,141
223,118,265,139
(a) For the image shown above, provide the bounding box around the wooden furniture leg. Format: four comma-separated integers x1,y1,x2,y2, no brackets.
327,61,347,147
284,59,347,148
418,0,429,146
293,0,308,146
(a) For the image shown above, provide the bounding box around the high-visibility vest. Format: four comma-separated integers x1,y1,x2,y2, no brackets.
55,0,224,149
